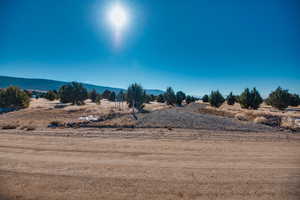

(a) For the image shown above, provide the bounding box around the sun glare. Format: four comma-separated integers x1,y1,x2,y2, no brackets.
106,2,130,45
108,3,128,31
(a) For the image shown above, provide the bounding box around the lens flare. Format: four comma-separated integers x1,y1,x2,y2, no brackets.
106,2,130,46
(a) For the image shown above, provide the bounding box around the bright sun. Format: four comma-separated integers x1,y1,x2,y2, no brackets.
107,3,129,32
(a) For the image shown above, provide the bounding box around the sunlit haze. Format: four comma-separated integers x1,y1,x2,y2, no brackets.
105,1,130,46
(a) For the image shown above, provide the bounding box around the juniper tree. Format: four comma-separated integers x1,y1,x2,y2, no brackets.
126,83,145,111
176,91,186,106
202,94,209,103
239,88,263,109
89,89,98,102
251,88,263,109
226,92,235,105
95,95,101,105
102,90,111,100
267,87,290,110
109,91,116,101
209,90,225,108
0,86,30,109
289,93,300,107
164,87,176,106
59,82,88,105
239,88,252,109
156,94,165,103
45,90,57,101
186,95,196,104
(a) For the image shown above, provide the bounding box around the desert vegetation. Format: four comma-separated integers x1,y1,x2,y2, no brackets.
266,87,300,110
239,88,263,109
126,83,146,111
89,89,99,103
176,91,186,106
0,86,30,109
44,90,58,101
1,82,300,132
1,82,299,114
209,90,225,108
1,82,300,200
59,82,88,105
202,94,209,103
226,92,236,105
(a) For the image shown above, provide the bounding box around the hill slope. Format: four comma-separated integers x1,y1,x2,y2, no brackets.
0,76,164,95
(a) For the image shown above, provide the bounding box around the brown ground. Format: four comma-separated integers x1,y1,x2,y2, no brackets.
201,101,300,121
0,128,300,200
1,99,300,200
0,99,169,130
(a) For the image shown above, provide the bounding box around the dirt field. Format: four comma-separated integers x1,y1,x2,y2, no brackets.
1,99,300,199
0,99,286,132
0,129,300,200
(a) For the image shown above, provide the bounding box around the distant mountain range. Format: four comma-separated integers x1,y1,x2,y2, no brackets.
0,76,164,95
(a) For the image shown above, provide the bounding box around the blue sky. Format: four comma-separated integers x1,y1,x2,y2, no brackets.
1,0,299,96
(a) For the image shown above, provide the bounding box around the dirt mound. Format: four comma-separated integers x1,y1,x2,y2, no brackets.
136,103,277,132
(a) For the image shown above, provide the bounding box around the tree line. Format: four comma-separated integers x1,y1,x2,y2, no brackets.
202,87,300,110
1,82,299,112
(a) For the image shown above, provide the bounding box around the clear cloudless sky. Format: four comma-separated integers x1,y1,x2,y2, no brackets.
1,0,299,96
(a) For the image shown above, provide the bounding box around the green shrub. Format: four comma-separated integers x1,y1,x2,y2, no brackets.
126,83,145,111
95,95,102,105
176,91,186,106
239,88,252,109
109,91,116,101
289,93,300,107
239,88,263,109
156,94,165,103
58,82,88,105
164,87,176,106
45,90,57,101
0,86,30,109
89,89,98,102
150,94,156,102
235,95,240,103
226,92,235,105
24,90,32,98
186,95,196,104
251,88,263,109
267,87,290,110
202,94,209,102
102,90,112,100
143,91,152,103
209,90,225,108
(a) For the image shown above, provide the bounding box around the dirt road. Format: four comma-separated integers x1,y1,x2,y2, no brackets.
0,129,300,200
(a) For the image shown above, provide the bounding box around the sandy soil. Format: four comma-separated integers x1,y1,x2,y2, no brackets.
0,99,282,132
0,99,168,130
0,129,300,200
203,101,300,119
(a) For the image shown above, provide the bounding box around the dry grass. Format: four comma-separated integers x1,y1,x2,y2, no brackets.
218,102,300,118
0,98,167,130
253,116,268,124
201,102,300,129
1,98,299,131
20,125,36,131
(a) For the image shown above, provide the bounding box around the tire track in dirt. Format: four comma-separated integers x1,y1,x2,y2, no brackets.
1,132,300,200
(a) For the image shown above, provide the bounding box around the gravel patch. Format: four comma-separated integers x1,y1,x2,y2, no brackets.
136,104,278,132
